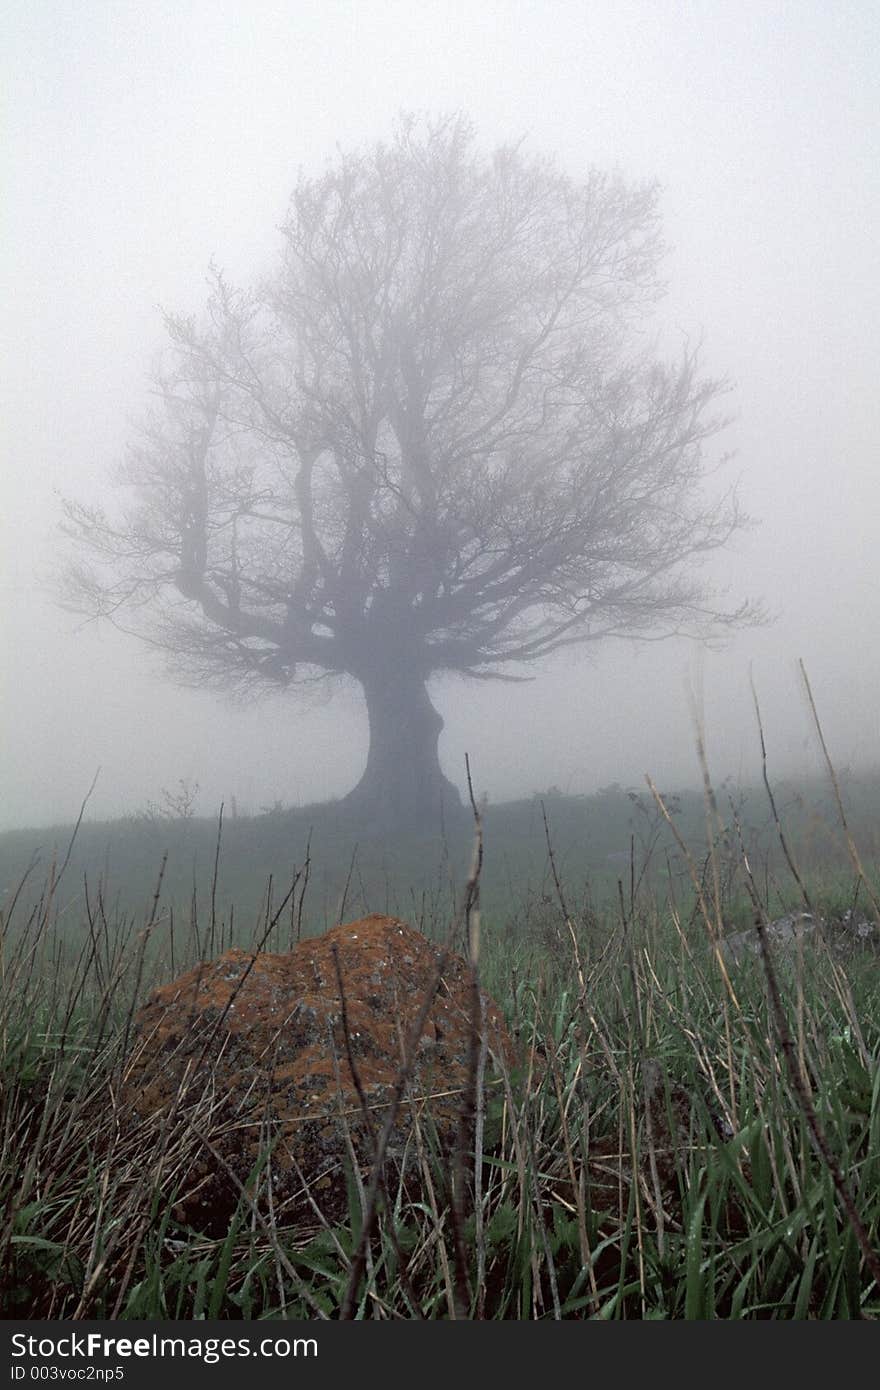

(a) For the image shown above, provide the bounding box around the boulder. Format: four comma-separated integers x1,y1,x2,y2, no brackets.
721,909,879,965
721,911,819,965
123,914,511,1232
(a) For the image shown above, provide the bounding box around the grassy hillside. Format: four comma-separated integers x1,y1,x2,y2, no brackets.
2,768,879,1317
3,768,880,943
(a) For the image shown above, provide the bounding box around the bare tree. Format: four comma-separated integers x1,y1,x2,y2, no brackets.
62,115,759,826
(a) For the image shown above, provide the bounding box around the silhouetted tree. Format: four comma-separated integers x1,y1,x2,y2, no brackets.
63,116,757,826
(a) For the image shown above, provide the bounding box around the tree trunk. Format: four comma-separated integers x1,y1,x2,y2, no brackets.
342,666,462,828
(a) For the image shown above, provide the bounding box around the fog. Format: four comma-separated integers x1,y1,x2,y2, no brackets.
2,0,879,832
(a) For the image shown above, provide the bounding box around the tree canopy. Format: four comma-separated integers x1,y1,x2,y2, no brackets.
63,115,758,825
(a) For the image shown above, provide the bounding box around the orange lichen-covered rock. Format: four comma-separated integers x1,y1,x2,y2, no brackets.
123,914,511,1232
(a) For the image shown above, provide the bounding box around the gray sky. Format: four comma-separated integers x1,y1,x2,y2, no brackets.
2,0,879,829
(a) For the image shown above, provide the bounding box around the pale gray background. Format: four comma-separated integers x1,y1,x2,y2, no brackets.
2,0,878,829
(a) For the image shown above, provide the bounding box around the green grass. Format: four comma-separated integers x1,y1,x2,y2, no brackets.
1,771,880,1318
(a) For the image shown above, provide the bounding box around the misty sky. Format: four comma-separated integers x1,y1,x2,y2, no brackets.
2,0,879,830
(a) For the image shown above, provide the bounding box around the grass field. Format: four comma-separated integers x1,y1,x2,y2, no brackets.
2,766,879,1318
